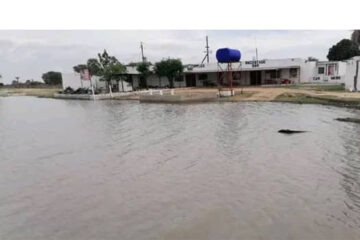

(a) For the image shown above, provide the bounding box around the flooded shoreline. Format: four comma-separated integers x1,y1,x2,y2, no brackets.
1,96,360,239
3,86,360,109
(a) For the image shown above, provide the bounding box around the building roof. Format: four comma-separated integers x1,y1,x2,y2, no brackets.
65,58,309,76
184,58,304,73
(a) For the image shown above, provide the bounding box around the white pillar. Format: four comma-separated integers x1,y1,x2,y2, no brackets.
109,85,113,98
91,85,95,100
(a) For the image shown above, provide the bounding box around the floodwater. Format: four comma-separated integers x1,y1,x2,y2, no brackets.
1,96,360,240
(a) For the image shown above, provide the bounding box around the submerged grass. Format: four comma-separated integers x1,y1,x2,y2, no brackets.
274,92,360,109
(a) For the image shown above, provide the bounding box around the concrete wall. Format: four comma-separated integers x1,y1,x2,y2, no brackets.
345,58,360,90
62,72,132,92
300,61,317,83
62,72,103,90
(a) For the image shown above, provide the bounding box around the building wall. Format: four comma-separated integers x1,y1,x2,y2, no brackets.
132,75,140,89
147,75,169,87
62,72,104,90
116,80,133,92
310,61,346,84
299,61,317,83
132,74,186,89
62,72,132,91
345,58,360,90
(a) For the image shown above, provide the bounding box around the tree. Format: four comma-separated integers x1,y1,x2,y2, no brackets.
154,59,183,88
136,61,152,88
154,62,166,87
42,71,62,85
73,64,87,74
86,58,102,76
98,50,127,91
327,39,360,61
73,50,126,91
307,56,319,62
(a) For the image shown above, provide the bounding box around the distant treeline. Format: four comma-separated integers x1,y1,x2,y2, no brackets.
0,71,62,88
0,80,61,89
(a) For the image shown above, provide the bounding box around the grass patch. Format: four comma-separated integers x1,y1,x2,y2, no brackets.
274,92,360,108
278,84,345,92
1,88,61,98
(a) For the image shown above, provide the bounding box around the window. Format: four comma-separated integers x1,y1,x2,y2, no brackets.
175,75,183,82
266,70,280,79
290,68,298,78
233,72,241,80
318,67,325,74
198,73,208,80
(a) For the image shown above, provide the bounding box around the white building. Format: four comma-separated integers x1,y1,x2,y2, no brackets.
182,58,306,87
310,61,347,84
62,72,134,92
61,58,348,91
344,56,360,91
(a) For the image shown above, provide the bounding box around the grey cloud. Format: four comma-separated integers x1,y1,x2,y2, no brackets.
0,30,351,84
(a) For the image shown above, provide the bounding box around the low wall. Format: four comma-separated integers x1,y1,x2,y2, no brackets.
139,92,217,103
54,92,134,100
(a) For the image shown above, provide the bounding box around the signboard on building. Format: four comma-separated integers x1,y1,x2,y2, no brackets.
245,60,266,68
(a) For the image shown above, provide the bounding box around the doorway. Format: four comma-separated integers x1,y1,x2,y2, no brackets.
186,74,196,87
250,71,262,85
139,76,147,89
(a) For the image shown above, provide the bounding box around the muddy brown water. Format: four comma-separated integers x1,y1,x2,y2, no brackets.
1,96,360,240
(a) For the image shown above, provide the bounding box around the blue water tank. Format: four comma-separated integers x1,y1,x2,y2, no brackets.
216,48,241,63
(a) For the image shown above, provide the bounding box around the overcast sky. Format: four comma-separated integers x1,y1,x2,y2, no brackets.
0,30,351,83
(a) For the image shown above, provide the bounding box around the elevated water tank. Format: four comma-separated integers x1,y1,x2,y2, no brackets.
216,48,241,63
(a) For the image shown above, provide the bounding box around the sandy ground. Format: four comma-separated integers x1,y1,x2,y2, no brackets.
241,87,360,101
172,87,360,101
3,86,360,104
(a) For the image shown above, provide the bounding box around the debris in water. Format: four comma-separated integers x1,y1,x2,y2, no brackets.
278,129,307,134
335,118,360,124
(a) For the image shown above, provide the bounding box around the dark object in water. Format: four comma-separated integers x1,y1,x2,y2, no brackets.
278,129,307,134
335,118,360,124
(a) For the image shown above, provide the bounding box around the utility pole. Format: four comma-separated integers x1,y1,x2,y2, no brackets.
205,35,210,63
201,35,211,65
255,36,259,63
140,41,145,62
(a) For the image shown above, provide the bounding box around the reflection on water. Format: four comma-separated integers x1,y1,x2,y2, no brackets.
1,97,360,239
